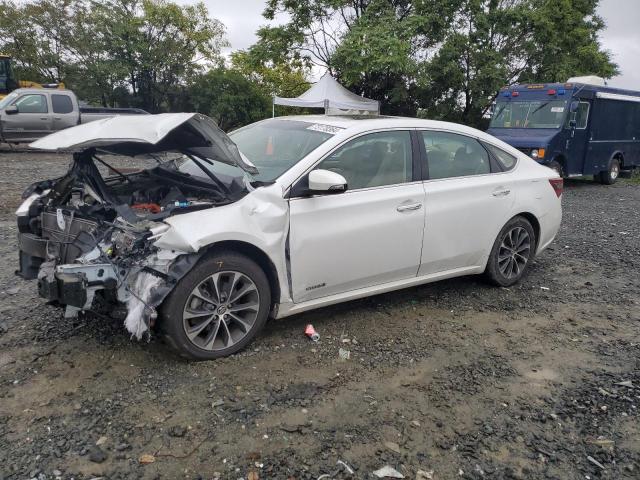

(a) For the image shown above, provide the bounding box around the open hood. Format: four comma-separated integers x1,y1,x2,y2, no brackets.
29,113,258,175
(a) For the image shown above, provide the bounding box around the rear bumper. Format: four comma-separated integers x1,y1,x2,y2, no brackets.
536,202,562,255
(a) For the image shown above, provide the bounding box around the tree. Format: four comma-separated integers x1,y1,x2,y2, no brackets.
252,0,618,125
186,68,271,131
0,0,228,110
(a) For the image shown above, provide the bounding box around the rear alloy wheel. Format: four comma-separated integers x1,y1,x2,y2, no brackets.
160,252,271,360
599,157,620,185
485,217,536,287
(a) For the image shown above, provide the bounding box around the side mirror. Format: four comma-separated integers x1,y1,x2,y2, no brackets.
569,101,579,113
308,169,347,194
4,105,18,115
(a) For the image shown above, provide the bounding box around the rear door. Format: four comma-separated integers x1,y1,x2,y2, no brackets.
418,130,516,274
288,130,426,303
1,93,51,141
51,93,78,131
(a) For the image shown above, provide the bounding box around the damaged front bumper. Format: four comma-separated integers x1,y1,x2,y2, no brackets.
16,198,201,339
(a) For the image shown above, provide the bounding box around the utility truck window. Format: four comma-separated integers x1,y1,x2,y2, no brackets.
490,100,567,129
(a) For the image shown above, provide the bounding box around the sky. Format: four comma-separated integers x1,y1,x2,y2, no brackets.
189,0,640,89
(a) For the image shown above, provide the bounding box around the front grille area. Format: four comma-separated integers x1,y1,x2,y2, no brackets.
41,211,98,263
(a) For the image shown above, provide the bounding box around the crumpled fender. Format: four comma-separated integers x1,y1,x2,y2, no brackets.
154,184,291,302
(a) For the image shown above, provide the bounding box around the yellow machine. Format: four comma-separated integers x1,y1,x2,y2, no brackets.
0,54,64,100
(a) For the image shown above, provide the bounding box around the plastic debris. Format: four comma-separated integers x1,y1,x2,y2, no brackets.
139,454,156,464
373,465,404,478
616,380,633,387
384,441,401,454
587,455,605,470
305,324,320,342
338,348,351,360
336,460,355,475
416,470,434,480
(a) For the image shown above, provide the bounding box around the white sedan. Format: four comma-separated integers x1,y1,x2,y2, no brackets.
17,114,562,359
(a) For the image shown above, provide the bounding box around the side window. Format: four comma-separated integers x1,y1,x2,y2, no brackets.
421,131,490,179
52,94,73,114
14,94,48,114
316,131,413,189
484,143,517,171
575,102,589,129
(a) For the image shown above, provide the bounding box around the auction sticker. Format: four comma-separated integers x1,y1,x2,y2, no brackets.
306,124,343,134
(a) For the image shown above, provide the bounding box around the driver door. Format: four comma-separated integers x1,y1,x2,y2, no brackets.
288,130,425,303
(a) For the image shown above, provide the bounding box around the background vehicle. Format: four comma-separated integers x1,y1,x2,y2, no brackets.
16,114,562,360
487,76,640,184
0,54,65,100
0,87,147,143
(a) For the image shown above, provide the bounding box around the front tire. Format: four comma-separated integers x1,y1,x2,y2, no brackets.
160,251,271,360
485,217,536,287
599,157,620,185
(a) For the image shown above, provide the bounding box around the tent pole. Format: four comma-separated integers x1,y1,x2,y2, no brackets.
272,98,275,118
324,99,329,115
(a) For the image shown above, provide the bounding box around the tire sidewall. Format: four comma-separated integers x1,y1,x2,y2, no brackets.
160,251,271,360
486,217,536,287
601,158,620,185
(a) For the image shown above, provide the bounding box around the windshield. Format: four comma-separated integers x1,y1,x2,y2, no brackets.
490,100,568,129
229,119,339,182
0,91,17,109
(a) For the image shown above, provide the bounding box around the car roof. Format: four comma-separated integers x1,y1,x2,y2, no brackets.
272,114,488,138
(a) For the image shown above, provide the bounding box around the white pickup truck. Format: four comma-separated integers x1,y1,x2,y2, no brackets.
0,88,148,144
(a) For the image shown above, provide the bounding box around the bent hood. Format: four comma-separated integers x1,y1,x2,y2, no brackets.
29,112,258,174
486,127,559,149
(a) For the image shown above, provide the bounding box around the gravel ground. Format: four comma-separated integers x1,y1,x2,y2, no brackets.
0,150,639,480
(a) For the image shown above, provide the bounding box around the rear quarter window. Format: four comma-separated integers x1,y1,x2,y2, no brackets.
52,94,74,114
484,143,517,171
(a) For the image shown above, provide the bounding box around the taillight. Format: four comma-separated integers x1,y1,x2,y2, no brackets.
549,178,563,197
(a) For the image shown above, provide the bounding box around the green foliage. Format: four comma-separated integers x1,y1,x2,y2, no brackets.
0,0,227,111
253,0,618,126
185,68,271,131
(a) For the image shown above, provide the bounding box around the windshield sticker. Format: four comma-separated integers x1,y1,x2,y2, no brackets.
550,107,564,113
306,123,343,134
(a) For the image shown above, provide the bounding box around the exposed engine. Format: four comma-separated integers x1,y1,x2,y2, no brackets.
16,149,248,338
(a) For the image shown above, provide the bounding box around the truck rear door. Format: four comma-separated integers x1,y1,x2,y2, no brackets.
51,92,79,131
1,92,52,142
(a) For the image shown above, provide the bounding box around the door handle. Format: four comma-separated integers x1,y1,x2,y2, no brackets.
492,188,511,197
39,117,48,120
397,203,422,212
53,116,61,120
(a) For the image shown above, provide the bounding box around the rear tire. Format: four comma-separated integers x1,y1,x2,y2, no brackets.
159,251,271,360
599,157,620,185
485,217,536,287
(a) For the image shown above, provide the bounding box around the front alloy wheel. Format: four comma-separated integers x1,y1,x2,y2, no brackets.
486,217,536,287
183,271,260,352
161,252,271,360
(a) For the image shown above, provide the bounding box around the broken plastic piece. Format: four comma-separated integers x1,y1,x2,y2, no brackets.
372,465,404,478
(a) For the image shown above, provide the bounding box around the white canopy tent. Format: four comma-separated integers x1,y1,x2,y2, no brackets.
273,72,380,116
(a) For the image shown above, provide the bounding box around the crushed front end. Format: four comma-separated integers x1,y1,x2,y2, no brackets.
16,147,247,339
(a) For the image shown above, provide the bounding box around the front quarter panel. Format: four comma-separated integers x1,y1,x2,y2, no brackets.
155,184,291,302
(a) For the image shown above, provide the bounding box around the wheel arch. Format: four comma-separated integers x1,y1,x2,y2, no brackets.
511,212,541,251
201,240,282,309
610,150,625,167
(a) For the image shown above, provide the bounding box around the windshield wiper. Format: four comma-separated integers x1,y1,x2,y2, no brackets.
184,153,231,196
530,101,552,116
